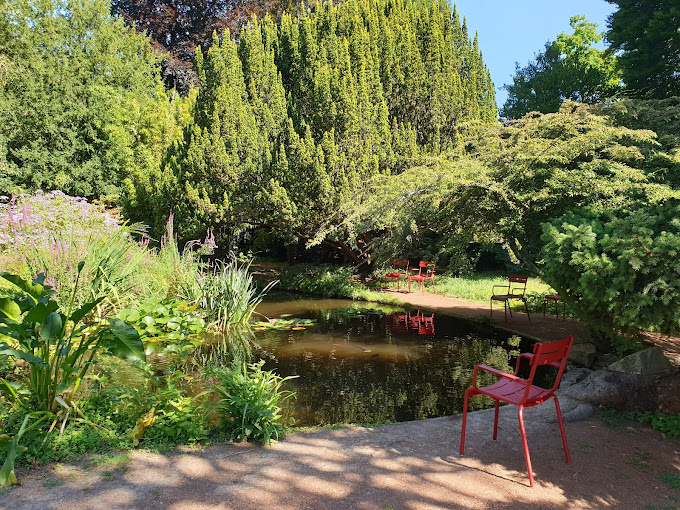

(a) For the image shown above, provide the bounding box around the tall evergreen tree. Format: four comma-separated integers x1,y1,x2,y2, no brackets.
0,0,167,199
606,0,680,98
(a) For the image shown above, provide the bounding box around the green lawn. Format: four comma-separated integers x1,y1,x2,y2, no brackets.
433,271,552,304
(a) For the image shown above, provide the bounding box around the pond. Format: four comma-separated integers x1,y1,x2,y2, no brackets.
230,295,525,427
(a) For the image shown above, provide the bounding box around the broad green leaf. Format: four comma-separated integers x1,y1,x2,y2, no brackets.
0,348,47,367
39,312,63,340
24,301,59,325
0,273,52,300
102,318,145,361
0,298,21,321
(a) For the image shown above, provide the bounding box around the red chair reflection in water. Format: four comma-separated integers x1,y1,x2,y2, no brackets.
460,335,574,487
385,260,409,290
417,312,435,336
408,261,436,294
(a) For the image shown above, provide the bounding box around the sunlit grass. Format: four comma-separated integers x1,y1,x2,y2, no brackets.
427,271,552,303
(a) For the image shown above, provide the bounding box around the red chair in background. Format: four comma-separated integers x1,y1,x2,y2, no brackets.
490,275,530,322
408,261,436,294
385,260,409,290
460,335,574,487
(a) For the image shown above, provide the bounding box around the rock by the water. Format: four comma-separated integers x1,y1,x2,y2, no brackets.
608,346,673,375
569,343,597,368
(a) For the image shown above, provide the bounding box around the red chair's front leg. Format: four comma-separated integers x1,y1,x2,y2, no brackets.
554,396,571,464
460,388,473,455
493,400,500,440
518,405,534,487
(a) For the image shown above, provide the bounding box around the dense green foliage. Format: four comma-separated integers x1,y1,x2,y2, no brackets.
606,0,680,98
542,204,680,335
0,0,179,200
126,0,497,251
502,16,621,118
210,360,296,444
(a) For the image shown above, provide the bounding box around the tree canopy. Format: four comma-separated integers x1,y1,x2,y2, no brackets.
0,0,176,199
606,0,680,99
125,0,498,259
501,15,621,119
110,0,284,93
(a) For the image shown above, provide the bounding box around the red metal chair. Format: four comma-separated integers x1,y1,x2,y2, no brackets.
490,275,530,322
385,260,409,290
408,261,436,294
459,335,574,487
543,293,565,320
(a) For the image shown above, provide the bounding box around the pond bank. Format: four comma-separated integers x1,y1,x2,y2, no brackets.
379,288,680,365
4,393,678,509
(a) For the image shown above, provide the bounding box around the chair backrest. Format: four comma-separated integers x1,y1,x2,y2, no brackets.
523,335,574,401
393,260,409,269
417,261,435,276
508,274,528,297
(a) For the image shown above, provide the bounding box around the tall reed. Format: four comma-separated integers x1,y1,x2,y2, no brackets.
198,260,277,331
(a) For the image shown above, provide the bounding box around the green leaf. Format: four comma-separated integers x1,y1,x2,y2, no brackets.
0,348,47,367
0,298,21,321
39,312,63,340
0,273,53,300
69,297,105,326
24,301,59,325
102,318,145,361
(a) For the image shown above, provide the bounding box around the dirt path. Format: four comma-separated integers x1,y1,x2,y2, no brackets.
3,291,680,510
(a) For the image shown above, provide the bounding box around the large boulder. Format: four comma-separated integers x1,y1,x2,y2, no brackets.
561,367,680,414
608,346,673,375
569,343,597,368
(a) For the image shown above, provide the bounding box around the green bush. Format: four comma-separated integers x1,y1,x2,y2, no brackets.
278,265,358,298
210,360,296,444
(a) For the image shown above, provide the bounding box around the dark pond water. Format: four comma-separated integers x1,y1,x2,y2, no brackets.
247,295,525,426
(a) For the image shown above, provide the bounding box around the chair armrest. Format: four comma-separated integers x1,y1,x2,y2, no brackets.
471,364,521,388
492,284,509,296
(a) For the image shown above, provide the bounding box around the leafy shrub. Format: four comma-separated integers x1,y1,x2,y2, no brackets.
117,298,205,342
0,271,144,413
629,411,680,437
103,367,209,446
541,204,680,335
210,360,296,444
278,265,357,298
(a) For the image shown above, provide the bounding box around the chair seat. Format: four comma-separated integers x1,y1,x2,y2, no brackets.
386,271,406,278
545,294,561,301
491,293,525,301
477,377,552,407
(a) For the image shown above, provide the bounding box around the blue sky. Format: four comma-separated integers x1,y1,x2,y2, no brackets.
452,0,616,109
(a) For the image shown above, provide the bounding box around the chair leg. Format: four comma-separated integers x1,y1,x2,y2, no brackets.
432,278,436,294
543,299,547,318
524,299,531,321
518,405,534,487
493,400,500,440
460,388,472,455
553,396,571,464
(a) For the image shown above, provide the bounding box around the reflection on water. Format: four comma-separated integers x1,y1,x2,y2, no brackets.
246,297,519,426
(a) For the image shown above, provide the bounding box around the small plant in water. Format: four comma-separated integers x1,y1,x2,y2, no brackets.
209,360,296,444
198,260,277,331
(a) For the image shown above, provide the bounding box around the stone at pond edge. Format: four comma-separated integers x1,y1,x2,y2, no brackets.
608,346,673,375
560,367,680,414
569,343,597,368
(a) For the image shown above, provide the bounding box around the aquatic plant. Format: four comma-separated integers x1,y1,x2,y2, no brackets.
198,260,278,330
209,360,296,444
